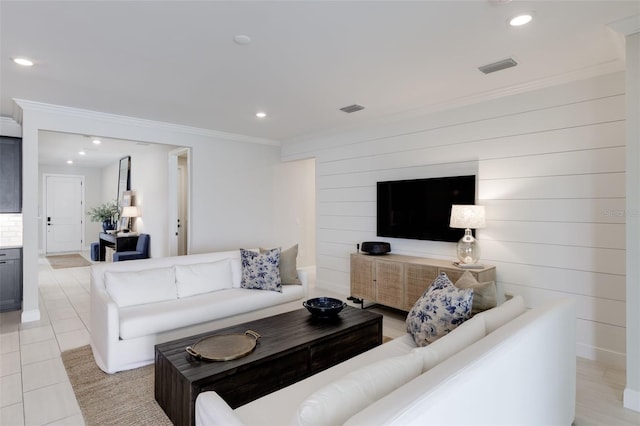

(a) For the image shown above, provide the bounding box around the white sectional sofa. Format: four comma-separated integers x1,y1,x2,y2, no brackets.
196,296,576,426
90,249,308,374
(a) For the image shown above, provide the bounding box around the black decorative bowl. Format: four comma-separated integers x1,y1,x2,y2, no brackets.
303,297,346,318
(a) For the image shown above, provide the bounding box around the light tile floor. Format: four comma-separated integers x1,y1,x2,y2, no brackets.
0,252,639,425
1,254,90,426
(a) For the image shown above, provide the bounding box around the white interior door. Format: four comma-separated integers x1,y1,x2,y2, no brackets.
168,147,190,256
45,175,84,254
177,161,188,255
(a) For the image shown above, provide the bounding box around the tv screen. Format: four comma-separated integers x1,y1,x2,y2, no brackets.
377,175,476,242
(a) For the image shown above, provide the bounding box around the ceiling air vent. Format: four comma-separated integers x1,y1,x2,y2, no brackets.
340,104,365,113
478,58,518,74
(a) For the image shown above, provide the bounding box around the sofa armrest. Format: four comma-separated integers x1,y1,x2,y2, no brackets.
89,276,121,373
196,392,245,426
297,268,309,297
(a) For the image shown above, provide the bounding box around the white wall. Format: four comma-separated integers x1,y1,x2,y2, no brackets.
100,161,118,207
127,145,174,257
283,71,627,368
272,158,316,267
622,29,640,413
188,138,282,253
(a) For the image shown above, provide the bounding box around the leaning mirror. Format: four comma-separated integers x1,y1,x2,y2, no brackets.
117,156,131,208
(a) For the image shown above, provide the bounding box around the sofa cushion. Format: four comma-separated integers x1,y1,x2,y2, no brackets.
412,313,486,372
119,285,305,340
296,351,423,426
479,295,526,334
240,248,282,292
455,270,497,314
233,334,416,425
260,244,302,285
175,259,234,298
104,267,176,308
406,272,473,346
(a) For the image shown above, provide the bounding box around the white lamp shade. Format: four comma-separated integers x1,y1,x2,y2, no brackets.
450,205,486,229
121,206,140,218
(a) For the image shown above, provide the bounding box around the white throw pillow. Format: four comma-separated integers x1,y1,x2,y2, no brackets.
296,351,423,426
105,267,177,308
175,259,234,298
230,258,242,288
479,295,526,334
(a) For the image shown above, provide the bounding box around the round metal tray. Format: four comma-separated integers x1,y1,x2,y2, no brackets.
185,330,261,361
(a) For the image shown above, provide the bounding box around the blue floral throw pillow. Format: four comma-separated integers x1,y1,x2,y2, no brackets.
406,272,473,346
240,248,282,292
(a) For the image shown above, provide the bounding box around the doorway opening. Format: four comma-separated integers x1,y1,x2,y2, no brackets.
168,148,191,256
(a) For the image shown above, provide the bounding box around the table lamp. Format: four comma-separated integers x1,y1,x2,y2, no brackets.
449,205,486,264
121,206,140,232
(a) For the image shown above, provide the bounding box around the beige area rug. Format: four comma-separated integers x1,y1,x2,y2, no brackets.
62,338,396,425
61,345,172,426
46,254,92,269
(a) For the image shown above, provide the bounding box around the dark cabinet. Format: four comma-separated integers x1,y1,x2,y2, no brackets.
0,248,22,312
0,136,22,213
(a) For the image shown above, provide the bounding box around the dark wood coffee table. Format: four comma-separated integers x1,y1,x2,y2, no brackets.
154,306,383,426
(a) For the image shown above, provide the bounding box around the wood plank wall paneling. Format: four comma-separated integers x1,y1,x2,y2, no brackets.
302,72,628,367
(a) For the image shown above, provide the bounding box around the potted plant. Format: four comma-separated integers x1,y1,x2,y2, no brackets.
87,200,120,232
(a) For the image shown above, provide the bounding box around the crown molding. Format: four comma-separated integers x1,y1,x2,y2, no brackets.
608,14,640,36
0,116,22,137
12,99,281,146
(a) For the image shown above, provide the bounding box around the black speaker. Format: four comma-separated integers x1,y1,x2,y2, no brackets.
360,241,391,255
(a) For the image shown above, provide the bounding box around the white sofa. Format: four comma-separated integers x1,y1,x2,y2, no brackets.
196,296,576,426
90,250,308,374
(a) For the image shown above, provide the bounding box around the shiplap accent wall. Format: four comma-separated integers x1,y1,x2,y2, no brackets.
283,71,627,367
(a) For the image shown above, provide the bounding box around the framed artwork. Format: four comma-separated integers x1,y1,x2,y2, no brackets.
117,156,131,208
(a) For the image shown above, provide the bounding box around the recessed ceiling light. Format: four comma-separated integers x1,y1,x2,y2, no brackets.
92,139,101,145
66,160,73,164
78,151,86,156
234,35,251,45
509,13,533,26
12,57,34,67
256,112,267,118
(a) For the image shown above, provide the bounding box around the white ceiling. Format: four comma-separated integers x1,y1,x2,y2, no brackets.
1,0,639,155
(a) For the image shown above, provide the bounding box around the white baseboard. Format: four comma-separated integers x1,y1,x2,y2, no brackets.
576,343,625,369
21,309,41,323
624,388,640,413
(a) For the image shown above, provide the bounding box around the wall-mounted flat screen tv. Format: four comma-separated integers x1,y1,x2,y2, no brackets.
377,175,476,242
